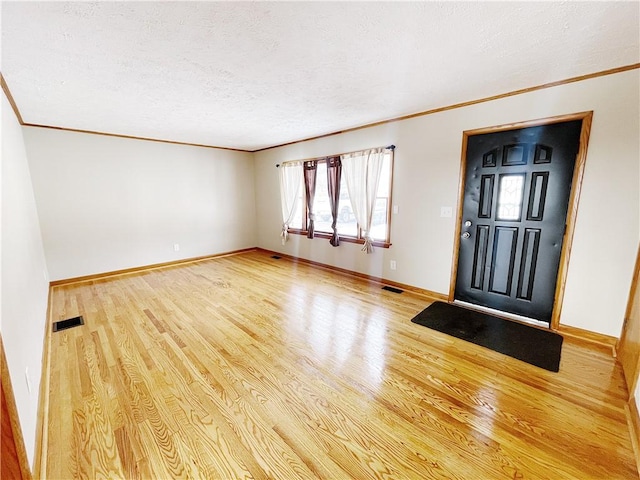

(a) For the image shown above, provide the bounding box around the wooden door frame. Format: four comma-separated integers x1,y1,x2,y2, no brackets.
618,244,640,396
447,111,593,330
617,244,640,474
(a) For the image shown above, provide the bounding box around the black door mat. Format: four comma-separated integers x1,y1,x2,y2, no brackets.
411,301,563,372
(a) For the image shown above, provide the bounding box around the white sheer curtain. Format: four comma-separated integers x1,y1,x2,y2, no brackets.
341,147,385,253
278,161,302,245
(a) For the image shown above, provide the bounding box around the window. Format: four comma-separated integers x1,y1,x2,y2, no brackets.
496,173,525,221
288,174,305,230
313,161,358,237
287,150,394,246
371,153,392,242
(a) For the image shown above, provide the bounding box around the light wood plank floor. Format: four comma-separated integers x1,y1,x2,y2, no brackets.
45,250,638,479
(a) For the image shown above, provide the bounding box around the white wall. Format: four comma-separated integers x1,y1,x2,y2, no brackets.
1,93,50,468
254,69,640,337
23,128,257,280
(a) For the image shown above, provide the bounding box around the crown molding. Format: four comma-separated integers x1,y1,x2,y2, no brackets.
21,123,252,153
1,73,25,124
3,63,639,153
254,62,640,152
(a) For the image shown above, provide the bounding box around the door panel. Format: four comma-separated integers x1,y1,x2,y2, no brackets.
517,228,541,300
488,226,518,296
455,120,582,323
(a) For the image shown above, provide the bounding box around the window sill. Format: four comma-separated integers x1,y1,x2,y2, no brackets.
287,229,391,249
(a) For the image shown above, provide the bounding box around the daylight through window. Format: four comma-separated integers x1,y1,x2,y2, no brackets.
284,149,394,246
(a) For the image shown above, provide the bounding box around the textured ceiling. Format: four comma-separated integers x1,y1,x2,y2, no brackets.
1,2,639,151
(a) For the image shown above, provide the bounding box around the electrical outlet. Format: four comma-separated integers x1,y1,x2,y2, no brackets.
390,260,397,271
173,244,180,252
440,206,453,218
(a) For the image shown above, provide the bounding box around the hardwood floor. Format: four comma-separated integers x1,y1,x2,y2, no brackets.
44,250,638,479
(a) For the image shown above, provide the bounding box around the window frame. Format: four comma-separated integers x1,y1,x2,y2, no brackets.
286,149,394,248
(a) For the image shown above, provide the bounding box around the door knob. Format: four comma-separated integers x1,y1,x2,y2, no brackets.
462,232,470,239
464,221,472,227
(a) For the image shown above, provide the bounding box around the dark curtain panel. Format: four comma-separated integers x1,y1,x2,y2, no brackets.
303,160,318,238
326,156,342,246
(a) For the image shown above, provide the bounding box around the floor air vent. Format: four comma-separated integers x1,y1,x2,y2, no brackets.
271,255,282,259
382,286,404,294
53,315,84,332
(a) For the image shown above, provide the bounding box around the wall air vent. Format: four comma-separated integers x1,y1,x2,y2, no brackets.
53,316,84,332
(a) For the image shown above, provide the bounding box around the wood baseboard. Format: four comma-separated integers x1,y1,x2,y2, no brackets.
49,248,257,286
627,397,640,477
260,250,624,356
51,248,617,353
257,248,448,301
33,288,53,479
557,324,618,356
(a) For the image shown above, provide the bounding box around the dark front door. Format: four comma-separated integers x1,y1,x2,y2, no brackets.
454,120,582,323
